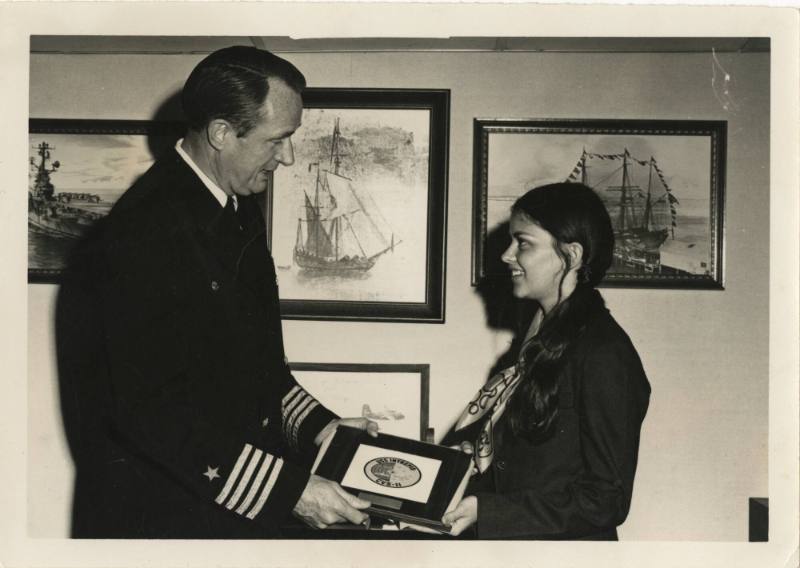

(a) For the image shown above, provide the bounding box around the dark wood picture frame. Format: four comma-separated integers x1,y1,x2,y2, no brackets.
266,89,450,322
289,362,430,442
27,119,185,283
472,119,726,289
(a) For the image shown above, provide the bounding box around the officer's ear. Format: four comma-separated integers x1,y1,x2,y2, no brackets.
206,119,234,151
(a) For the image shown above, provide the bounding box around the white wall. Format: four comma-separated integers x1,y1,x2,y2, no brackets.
28,47,770,540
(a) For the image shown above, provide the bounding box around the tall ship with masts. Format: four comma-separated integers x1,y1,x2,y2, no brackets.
28,141,109,239
293,118,399,273
566,148,680,272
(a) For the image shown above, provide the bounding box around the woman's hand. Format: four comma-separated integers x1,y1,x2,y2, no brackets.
450,441,479,476
456,441,474,455
442,496,478,536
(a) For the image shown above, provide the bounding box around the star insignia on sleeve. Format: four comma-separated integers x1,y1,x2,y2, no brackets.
203,466,220,482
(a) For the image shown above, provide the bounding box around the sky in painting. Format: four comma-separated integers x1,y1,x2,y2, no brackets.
29,133,155,201
488,132,711,217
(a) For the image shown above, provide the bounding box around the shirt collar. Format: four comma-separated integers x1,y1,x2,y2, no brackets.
175,138,236,209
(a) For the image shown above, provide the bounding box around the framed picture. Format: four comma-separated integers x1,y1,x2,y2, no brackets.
268,89,450,322
473,119,726,289
28,119,184,283
290,362,430,441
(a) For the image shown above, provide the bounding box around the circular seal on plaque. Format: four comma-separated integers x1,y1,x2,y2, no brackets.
364,457,422,488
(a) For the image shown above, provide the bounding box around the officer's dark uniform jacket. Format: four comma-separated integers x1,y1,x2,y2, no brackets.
58,148,337,538
460,291,651,540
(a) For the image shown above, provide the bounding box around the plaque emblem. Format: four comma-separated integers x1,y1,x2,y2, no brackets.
364,456,421,488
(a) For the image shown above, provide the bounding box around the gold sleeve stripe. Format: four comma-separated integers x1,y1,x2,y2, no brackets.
281,385,302,409
285,394,314,439
291,400,320,448
224,448,263,511
245,458,284,520
281,389,307,431
215,443,253,506
283,389,306,417
235,454,275,515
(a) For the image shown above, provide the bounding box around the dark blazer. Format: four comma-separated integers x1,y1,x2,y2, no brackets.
57,148,336,538
466,293,651,540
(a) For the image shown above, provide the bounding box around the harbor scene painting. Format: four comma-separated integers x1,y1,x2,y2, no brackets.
474,120,726,288
28,120,183,282
270,107,431,304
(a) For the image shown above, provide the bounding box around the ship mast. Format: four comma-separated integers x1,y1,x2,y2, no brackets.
314,166,322,256
329,118,342,176
302,163,327,258
580,149,587,185
642,157,655,232
328,119,343,257
618,149,630,233
333,216,339,260
32,142,59,200
37,142,51,171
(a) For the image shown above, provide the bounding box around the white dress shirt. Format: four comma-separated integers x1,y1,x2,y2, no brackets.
175,138,237,209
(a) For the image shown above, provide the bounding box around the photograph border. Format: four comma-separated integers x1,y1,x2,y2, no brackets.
472,118,727,289
266,88,450,322
4,4,798,567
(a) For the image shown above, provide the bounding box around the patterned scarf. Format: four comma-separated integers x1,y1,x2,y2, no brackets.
452,363,523,473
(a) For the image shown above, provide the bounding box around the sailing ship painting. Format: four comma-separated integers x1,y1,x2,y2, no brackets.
28,123,176,280
565,148,680,274
271,108,431,303
293,119,400,273
481,124,722,286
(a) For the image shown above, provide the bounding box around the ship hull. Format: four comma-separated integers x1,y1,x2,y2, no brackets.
293,249,375,272
28,211,87,239
612,229,669,274
28,197,109,239
617,227,669,250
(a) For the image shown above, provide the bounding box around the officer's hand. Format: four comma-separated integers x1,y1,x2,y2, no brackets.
314,417,379,446
293,474,370,529
442,496,478,536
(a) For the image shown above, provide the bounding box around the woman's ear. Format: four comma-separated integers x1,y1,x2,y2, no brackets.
564,242,584,273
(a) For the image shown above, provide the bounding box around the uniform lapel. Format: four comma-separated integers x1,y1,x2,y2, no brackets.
159,150,272,300
233,195,273,300
160,150,244,276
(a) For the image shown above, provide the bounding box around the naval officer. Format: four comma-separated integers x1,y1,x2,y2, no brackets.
57,45,377,538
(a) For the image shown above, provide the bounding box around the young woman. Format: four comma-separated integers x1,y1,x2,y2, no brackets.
443,182,651,540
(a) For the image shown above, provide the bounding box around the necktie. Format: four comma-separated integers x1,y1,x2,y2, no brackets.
224,196,246,231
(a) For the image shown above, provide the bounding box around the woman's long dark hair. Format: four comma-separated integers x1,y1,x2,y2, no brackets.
506,183,614,442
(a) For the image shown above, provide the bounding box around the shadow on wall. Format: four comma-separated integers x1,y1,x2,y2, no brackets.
440,220,536,445
475,220,537,374
149,89,186,157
